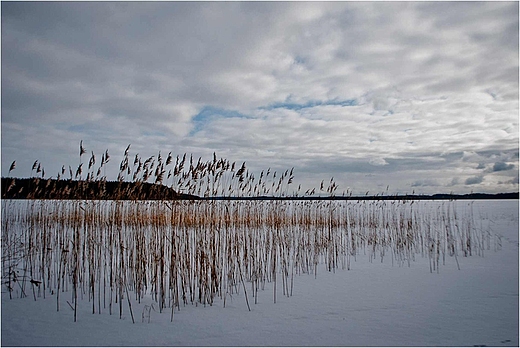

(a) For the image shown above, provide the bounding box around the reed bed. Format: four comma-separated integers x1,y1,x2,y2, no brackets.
1,143,499,322
1,198,496,322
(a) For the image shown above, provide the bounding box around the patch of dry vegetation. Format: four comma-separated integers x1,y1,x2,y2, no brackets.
1,198,497,323
1,141,500,323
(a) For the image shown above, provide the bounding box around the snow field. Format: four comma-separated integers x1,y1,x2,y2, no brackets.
1,199,518,346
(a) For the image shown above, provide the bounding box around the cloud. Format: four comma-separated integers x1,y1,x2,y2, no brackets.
492,161,515,172
1,2,518,195
411,179,440,187
449,178,460,186
369,158,389,166
507,174,519,185
465,176,484,185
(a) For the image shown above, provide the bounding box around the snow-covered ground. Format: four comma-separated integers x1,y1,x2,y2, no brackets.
2,200,518,347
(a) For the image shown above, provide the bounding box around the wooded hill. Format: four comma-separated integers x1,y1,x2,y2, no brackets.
1,177,196,200
1,177,518,201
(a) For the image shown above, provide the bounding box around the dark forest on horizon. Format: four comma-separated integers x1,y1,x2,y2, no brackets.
2,177,518,201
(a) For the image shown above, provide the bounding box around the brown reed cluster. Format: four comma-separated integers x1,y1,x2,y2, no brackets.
4,141,342,199
1,198,497,323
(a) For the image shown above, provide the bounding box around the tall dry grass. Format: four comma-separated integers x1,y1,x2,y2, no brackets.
1,142,497,323
1,198,495,323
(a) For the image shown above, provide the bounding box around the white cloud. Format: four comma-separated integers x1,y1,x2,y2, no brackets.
1,2,518,195
369,158,389,167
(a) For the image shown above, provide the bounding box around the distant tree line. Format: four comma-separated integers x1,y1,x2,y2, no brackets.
202,193,519,201
1,177,196,200
1,177,518,201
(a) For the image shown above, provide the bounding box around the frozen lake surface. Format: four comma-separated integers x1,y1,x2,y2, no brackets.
1,200,518,347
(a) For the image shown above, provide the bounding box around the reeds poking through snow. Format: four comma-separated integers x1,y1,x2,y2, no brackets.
0,143,499,322
4,143,304,200
1,197,496,323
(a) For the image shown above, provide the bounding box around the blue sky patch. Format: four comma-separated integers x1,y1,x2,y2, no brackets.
190,106,252,136
260,99,357,111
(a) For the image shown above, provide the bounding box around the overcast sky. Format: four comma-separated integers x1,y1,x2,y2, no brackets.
2,1,518,195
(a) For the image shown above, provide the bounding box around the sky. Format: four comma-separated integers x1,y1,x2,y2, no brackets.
1,1,518,195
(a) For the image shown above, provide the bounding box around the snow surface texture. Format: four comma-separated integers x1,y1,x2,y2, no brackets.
2,200,518,347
